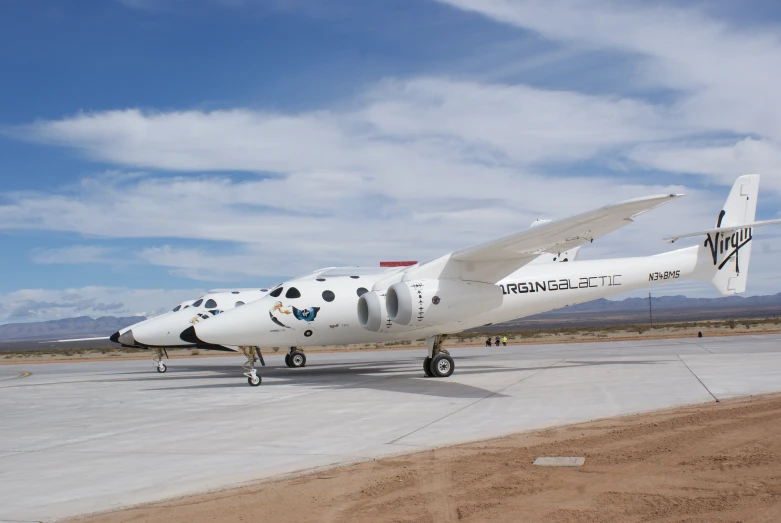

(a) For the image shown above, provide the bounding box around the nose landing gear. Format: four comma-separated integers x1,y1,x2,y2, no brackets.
153,348,169,373
424,335,454,378
241,346,264,387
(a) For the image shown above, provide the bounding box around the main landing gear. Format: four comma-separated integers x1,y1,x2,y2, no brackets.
285,347,306,368
153,347,169,373
423,335,454,378
241,346,265,387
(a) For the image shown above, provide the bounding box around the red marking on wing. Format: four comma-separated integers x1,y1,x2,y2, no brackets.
380,261,418,267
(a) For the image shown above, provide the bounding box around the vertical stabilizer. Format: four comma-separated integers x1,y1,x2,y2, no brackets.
699,175,759,294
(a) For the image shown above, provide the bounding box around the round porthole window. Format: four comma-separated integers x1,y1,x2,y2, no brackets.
304,329,313,337
356,287,368,297
432,296,441,305
322,290,335,302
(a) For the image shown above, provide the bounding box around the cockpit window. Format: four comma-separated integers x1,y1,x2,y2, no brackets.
193,299,204,307
204,299,217,308
269,287,283,298
235,301,245,307
173,305,181,312
285,287,301,299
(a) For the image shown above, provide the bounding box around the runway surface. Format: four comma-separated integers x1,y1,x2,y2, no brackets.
1,334,780,522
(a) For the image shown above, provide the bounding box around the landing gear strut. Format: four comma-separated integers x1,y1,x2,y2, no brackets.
285,347,306,368
424,335,454,378
241,346,264,387
153,347,169,373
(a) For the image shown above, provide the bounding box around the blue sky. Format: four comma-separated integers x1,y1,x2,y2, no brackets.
1,0,780,322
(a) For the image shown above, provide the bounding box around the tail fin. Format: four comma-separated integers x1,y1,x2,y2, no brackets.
667,175,779,295
706,175,759,294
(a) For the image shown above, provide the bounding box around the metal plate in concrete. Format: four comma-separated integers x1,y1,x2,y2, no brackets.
533,457,585,467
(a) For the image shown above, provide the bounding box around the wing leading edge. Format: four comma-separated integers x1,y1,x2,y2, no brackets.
403,193,683,284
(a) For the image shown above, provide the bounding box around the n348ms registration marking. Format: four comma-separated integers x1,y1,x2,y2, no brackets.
648,270,681,281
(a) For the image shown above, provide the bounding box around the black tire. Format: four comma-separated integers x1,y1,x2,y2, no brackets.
423,357,434,377
248,375,262,386
284,353,291,367
430,354,454,378
289,351,306,368
157,364,167,373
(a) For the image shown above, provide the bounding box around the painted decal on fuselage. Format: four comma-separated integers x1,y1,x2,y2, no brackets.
705,210,752,273
269,301,320,329
500,275,622,295
189,310,223,324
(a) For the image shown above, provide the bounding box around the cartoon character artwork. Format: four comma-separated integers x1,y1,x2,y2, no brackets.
269,301,319,328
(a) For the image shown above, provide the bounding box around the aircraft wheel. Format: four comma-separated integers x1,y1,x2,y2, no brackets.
430,354,454,378
423,357,434,377
284,354,291,367
289,351,306,368
157,363,167,373
248,375,262,387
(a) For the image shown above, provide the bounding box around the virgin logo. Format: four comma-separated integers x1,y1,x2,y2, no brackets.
704,210,752,273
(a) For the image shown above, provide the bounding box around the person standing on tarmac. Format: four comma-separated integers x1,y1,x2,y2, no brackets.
495,336,501,346
501,336,508,346
485,337,492,347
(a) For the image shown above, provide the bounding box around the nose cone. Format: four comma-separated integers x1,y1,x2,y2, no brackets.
117,330,137,347
194,299,294,347
131,311,198,347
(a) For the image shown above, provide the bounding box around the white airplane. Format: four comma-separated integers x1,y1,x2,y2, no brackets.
183,175,780,386
110,288,270,372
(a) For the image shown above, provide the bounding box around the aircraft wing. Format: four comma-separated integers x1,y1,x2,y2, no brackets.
39,336,110,343
405,193,683,284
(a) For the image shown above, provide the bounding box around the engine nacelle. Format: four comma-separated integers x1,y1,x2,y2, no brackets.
386,279,503,328
359,290,411,333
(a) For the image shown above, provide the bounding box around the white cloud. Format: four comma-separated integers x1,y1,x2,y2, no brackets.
0,287,203,323
435,0,781,182
3,0,781,301
630,138,781,195
31,246,125,266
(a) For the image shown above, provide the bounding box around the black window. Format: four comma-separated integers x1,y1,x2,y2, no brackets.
204,299,217,308
173,305,181,312
357,287,368,297
270,287,283,297
260,288,269,292
322,290,335,302
193,299,204,307
316,278,326,282
350,275,359,279
184,305,190,309
231,291,239,294
285,287,301,299
235,301,245,307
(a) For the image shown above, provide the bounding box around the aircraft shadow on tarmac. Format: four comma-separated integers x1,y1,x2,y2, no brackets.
119,356,671,399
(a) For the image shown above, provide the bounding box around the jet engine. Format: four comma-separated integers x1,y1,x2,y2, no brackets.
386,279,503,328
357,290,395,333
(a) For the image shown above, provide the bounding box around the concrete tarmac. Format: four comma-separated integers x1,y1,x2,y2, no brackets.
1,334,780,522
